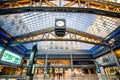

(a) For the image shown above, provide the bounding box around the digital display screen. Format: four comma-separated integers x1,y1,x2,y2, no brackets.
1,50,22,64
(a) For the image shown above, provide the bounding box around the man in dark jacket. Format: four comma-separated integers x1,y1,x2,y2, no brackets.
116,72,120,79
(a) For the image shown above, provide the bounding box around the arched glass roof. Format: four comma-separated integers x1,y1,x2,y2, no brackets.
20,12,96,36
0,12,119,38
0,12,120,51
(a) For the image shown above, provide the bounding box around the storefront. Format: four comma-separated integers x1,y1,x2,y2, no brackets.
95,52,119,76
0,65,21,75
104,66,118,76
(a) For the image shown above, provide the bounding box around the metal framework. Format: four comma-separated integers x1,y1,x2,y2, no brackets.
23,65,95,68
0,28,12,44
24,54,93,59
94,33,120,58
0,35,8,44
10,27,105,46
0,7,120,18
0,0,120,13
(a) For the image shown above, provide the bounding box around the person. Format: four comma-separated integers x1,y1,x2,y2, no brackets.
59,73,62,78
52,66,55,80
116,72,120,79
73,72,76,77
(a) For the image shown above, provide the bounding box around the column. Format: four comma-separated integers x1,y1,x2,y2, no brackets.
99,67,107,80
78,0,81,7
44,53,48,80
70,54,74,76
20,59,24,76
63,68,65,79
81,67,84,76
39,0,42,6
94,61,103,80
26,45,38,80
59,0,61,7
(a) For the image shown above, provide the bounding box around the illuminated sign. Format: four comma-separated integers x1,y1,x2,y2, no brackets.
1,50,22,64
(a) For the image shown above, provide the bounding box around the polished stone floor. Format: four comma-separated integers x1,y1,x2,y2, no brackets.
33,74,119,80
0,74,120,80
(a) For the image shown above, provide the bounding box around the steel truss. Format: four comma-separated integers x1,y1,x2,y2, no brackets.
0,7,119,18
24,54,93,59
0,0,120,13
10,27,105,46
0,28,12,44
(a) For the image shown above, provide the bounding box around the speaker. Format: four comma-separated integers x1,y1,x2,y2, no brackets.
55,19,66,37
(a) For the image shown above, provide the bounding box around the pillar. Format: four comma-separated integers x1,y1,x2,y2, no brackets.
44,53,48,80
94,61,103,80
26,45,38,80
59,0,61,7
81,67,84,76
63,68,65,79
99,67,107,80
20,59,24,76
70,54,74,76
78,0,81,7
39,0,42,6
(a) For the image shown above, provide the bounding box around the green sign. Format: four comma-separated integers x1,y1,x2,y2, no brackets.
1,50,22,64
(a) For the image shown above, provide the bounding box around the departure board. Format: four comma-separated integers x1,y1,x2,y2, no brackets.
1,50,22,64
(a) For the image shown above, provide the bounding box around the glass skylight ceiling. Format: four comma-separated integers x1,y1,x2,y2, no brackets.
0,12,120,38
0,12,120,50
20,12,96,36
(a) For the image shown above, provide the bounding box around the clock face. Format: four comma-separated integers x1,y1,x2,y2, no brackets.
56,21,65,27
